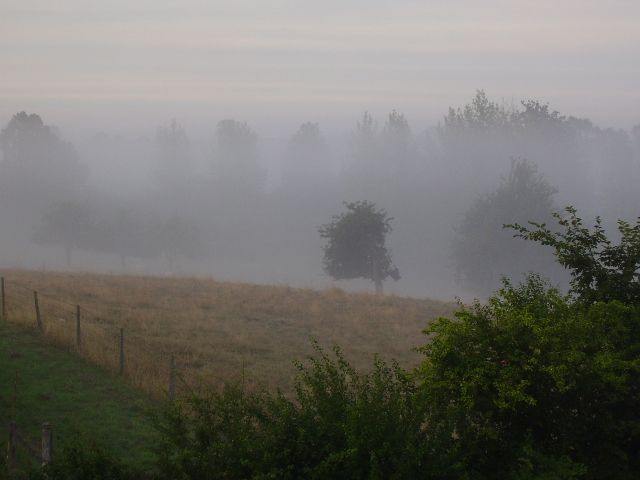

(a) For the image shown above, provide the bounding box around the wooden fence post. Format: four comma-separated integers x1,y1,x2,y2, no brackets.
169,355,176,401
8,421,16,470
34,291,43,332
41,422,52,466
76,305,81,350
119,328,125,375
1,277,5,321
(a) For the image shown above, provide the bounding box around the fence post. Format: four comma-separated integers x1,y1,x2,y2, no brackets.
34,291,43,332
1,277,5,321
169,355,176,401
119,328,125,375
8,421,16,470
76,305,81,350
41,422,52,466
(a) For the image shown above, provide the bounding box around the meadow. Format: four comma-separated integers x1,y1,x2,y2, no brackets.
0,324,155,470
0,269,455,396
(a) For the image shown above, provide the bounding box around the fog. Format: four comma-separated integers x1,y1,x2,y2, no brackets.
1,92,639,299
1,1,639,300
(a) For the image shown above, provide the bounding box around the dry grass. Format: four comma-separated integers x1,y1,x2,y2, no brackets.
0,269,455,396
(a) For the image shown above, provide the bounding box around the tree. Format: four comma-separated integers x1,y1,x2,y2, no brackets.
346,110,419,202
32,200,92,267
0,112,87,209
319,201,399,294
441,89,509,136
281,122,332,191
212,119,265,197
154,119,193,194
417,275,640,479
77,206,160,271
154,216,204,272
451,158,560,295
509,206,640,306
436,91,594,211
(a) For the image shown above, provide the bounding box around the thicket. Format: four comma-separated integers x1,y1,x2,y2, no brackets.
21,208,640,479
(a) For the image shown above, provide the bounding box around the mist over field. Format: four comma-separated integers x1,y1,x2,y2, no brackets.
1,0,639,300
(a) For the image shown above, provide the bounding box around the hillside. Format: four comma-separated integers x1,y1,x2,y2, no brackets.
0,269,455,394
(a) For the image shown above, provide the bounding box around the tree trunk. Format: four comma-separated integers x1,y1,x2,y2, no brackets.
372,256,383,295
374,277,383,295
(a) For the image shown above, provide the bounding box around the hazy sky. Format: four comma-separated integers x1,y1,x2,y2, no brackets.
1,0,639,136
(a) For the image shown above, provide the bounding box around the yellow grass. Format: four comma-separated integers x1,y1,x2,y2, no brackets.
0,269,455,396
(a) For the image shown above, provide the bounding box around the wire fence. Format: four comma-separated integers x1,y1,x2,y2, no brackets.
1,276,189,399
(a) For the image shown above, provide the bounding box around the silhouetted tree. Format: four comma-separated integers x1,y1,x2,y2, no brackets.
346,110,419,202
213,119,265,196
154,118,193,195
281,122,331,191
32,201,92,267
0,112,87,209
154,216,204,272
437,91,594,210
319,201,399,294
451,158,559,295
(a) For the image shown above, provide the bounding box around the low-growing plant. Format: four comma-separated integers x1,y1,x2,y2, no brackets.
28,438,144,480
154,342,429,480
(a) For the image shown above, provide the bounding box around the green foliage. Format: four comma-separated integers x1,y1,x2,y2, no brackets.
319,201,400,293
29,440,142,480
0,452,7,480
417,276,640,479
154,343,427,480
452,159,558,294
509,206,640,305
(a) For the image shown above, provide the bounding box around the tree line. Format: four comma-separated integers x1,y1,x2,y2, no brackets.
1,92,639,296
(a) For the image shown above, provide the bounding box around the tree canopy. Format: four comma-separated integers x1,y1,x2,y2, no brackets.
0,111,87,208
213,119,264,196
509,206,640,305
452,158,559,295
319,201,399,294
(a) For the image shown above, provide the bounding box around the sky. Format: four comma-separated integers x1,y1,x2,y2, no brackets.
1,0,639,137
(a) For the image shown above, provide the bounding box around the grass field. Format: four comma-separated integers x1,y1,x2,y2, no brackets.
0,323,156,471
0,269,455,395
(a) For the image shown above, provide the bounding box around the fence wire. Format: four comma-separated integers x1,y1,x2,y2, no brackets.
1,278,190,398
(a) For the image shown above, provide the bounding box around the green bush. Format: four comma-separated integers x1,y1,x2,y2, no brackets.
154,343,428,480
28,440,143,480
417,275,640,479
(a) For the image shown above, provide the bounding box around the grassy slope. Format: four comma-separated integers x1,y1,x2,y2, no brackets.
0,323,156,469
0,269,456,394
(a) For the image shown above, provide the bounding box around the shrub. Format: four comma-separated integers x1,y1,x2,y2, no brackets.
29,439,142,480
154,343,428,479
417,275,640,479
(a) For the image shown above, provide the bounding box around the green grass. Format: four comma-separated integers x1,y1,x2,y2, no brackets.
0,322,157,471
